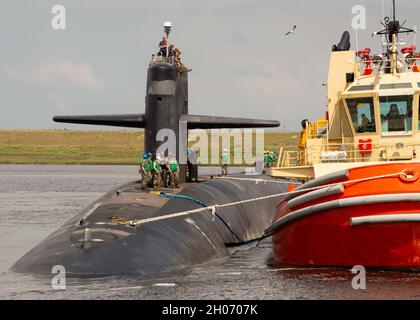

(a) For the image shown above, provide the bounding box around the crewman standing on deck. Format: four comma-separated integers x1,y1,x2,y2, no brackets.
139,153,148,189
298,119,308,165
143,153,154,188
221,148,229,176
263,151,270,171
153,154,162,188
265,151,275,169
168,155,180,188
187,148,199,182
270,151,278,164
160,154,169,187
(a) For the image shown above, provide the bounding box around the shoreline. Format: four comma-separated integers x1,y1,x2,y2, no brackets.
0,130,299,165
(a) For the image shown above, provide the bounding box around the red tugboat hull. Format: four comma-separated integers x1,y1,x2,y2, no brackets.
269,163,420,270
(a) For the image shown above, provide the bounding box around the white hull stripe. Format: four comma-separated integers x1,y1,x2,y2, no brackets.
287,184,344,209
285,169,349,201
266,193,420,235
351,214,420,226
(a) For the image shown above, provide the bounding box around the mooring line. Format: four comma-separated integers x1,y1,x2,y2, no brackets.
126,171,405,227
216,176,300,185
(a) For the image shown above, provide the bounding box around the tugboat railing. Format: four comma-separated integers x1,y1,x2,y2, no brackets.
356,56,420,76
278,141,418,168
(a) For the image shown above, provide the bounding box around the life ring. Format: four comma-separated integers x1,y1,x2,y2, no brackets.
400,168,420,183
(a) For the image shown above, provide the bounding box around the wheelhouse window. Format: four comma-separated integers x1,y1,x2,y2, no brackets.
346,97,376,133
379,96,412,132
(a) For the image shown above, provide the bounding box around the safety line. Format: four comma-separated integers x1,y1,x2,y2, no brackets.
216,176,300,185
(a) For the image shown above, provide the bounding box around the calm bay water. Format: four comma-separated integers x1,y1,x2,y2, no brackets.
0,164,419,300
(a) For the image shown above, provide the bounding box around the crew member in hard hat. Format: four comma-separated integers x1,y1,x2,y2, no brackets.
139,153,148,189
187,148,199,182
159,154,169,187
221,148,229,176
270,150,278,165
153,154,163,188
263,151,270,170
168,155,180,188
143,153,154,188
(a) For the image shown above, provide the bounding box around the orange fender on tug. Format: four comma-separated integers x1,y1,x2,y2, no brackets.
267,162,420,271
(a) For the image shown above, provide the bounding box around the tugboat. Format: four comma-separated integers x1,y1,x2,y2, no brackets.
267,1,420,270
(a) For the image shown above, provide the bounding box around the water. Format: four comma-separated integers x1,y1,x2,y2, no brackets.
0,165,419,300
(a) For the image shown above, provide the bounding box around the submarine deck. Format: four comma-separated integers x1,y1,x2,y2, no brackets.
66,173,289,252
88,181,197,222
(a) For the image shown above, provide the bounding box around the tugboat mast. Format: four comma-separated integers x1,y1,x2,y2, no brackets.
392,0,396,21
374,0,416,74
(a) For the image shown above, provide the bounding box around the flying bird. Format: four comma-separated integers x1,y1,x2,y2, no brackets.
284,25,297,37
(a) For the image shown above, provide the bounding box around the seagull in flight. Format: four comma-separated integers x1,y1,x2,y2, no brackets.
284,25,297,37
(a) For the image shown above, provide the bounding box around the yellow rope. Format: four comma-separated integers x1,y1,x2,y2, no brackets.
112,216,135,226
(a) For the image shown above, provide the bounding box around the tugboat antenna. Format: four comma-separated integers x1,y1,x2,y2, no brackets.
374,0,415,48
392,0,396,22
381,0,385,22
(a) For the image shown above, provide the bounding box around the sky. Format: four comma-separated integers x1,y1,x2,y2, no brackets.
1,0,419,131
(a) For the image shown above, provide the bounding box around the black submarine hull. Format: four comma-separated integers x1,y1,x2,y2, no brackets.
12,175,287,276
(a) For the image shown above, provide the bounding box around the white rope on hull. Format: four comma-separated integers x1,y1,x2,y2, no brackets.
128,171,407,227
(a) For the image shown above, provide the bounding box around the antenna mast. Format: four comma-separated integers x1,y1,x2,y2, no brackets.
373,0,416,73
381,0,385,22
392,0,396,22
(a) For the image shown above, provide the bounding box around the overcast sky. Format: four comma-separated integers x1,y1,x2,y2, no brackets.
1,0,418,130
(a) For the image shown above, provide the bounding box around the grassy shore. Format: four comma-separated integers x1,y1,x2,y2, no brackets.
0,130,299,165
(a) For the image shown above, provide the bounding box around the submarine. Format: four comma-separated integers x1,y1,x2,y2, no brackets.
12,23,285,276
